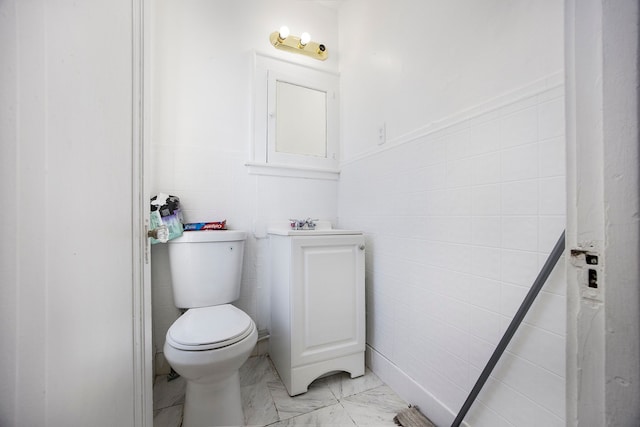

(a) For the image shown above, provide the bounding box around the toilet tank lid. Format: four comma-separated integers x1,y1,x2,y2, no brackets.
169,229,246,243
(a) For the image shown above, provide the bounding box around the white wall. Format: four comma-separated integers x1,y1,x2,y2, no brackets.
0,1,138,426
338,1,566,426
149,0,340,363
339,0,564,162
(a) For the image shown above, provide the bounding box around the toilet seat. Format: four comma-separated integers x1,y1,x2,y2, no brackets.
166,304,254,351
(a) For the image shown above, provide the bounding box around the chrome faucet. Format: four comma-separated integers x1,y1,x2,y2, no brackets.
289,218,319,230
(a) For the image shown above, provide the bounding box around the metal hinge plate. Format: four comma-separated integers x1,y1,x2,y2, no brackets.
570,246,603,302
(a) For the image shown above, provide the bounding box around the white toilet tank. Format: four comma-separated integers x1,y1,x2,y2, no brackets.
167,230,246,309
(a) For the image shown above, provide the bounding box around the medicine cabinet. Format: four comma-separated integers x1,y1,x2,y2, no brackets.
248,53,339,180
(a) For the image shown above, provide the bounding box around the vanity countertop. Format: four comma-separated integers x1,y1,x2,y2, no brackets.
267,220,362,236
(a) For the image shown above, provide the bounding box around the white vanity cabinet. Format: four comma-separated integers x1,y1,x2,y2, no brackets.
269,229,365,396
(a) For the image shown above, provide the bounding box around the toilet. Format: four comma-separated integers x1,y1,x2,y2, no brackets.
163,230,257,427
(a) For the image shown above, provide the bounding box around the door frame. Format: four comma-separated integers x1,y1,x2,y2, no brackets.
565,0,640,424
132,0,153,425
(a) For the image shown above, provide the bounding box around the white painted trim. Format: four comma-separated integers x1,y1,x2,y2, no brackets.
341,71,564,166
565,0,640,425
132,0,153,425
245,161,340,180
365,346,462,427
254,51,341,77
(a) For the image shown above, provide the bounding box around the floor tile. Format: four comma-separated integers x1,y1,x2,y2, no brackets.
241,355,279,386
266,403,357,427
153,375,186,410
268,378,339,421
153,404,183,427
153,355,409,427
323,368,384,399
341,385,408,426
241,355,280,426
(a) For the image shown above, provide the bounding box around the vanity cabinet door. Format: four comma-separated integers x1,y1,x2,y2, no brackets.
290,235,365,367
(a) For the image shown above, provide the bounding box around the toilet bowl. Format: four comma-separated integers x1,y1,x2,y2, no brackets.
163,230,256,427
164,305,257,427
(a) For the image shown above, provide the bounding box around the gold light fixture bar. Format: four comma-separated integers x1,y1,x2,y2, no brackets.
270,27,328,61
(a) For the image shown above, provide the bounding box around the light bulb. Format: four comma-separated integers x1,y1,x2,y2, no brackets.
278,26,290,40
300,32,311,46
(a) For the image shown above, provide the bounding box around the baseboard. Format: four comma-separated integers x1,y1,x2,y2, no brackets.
365,345,463,427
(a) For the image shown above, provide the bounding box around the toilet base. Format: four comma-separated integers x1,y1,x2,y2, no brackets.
182,371,243,427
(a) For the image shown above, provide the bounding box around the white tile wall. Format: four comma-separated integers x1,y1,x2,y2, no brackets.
339,85,566,425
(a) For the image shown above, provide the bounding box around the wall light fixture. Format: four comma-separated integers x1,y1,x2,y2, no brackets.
270,26,328,61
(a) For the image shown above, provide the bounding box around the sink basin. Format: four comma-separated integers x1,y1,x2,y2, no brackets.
267,221,362,236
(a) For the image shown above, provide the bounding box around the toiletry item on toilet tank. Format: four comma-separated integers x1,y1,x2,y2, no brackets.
150,193,184,244
183,220,227,231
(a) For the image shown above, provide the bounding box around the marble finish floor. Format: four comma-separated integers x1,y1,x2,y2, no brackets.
154,355,409,426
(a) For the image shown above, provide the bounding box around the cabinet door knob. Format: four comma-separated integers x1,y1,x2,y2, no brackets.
359,245,365,250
